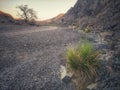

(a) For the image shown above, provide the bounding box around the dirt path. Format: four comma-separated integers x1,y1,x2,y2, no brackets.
0,25,79,90
1,26,61,36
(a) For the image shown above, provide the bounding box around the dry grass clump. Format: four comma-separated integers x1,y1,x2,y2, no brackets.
66,41,101,90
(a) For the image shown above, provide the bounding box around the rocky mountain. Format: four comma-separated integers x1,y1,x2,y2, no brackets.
63,0,120,89
63,0,120,31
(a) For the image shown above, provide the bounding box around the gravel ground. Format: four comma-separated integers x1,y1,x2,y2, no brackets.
0,25,80,90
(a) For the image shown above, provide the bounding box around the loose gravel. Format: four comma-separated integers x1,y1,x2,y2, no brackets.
0,25,80,90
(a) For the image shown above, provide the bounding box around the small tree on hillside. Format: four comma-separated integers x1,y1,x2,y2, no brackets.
16,5,37,23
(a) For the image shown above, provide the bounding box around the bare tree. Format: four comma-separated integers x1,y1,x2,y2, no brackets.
16,5,37,23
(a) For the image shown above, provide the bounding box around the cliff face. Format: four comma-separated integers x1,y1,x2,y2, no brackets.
64,0,120,89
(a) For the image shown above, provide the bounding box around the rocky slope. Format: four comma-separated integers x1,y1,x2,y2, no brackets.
0,11,15,24
63,0,120,89
0,10,35,25
63,0,120,30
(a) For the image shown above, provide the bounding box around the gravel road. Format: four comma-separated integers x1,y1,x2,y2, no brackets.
0,25,79,90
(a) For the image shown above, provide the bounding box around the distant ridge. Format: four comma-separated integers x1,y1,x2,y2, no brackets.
0,11,14,18
39,13,64,25
0,10,34,25
0,10,15,24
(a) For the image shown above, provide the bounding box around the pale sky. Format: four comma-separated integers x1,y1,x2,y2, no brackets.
0,0,77,20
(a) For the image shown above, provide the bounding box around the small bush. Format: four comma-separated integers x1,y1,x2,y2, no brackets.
83,28,91,33
66,41,101,90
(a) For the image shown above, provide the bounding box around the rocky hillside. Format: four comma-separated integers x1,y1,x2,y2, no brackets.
0,11,35,25
63,0,120,30
0,11,15,24
63,0,120,89
39,13,64,25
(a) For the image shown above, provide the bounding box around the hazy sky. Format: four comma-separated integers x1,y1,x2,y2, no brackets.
0,0,77,20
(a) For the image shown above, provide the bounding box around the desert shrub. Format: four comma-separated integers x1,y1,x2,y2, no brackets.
83,28,91,33
66,40,101,90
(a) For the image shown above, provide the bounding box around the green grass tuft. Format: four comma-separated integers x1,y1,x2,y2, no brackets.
66,41,101,90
